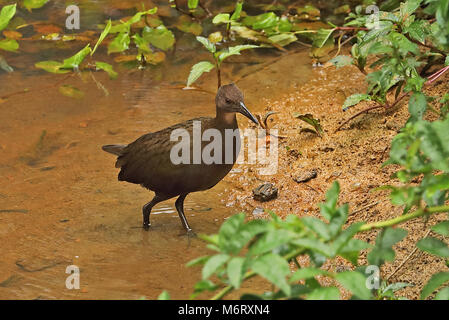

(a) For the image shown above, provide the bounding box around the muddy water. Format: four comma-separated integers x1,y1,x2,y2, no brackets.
0,4,313,298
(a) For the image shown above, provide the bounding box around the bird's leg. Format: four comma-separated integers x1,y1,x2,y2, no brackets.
142,195,164,230
175,194,194,234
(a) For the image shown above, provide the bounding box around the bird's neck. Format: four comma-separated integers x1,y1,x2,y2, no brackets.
215,108,237,128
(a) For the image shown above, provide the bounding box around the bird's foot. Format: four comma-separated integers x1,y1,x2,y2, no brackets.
187,229,197,238
178,228,196,238
143,223,151,231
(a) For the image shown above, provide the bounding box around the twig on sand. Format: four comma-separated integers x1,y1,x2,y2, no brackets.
386,229,431,282
350,201,380,216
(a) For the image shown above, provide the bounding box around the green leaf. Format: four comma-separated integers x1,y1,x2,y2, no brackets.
249,229,293,255
0,3,16,31
61,44,91,69
367,228,408,266
187,0,199,9
202,254,229,279
109,8,158,34
231,1,243,21
227,257,245,289
268,33,297,47
301,217,331,240
417,237,449,257
198,233,219,245
251,253,291,296
186,255,210,267
23,0,49,12
186,61,215,87
406,20,428,43
191,280,218,298
143,25,175,51
217,45,258,63
400,0,423,19
252,12,277,30
382,282,413,295
409,92,427,120
293,238,333,257
157,290,170,300
339,238,371,265
290,267,328,282
421,272,449,299
293,113,323,136
35,61,70,74
331,222,365,256
313,28,336,48
328,55,353,68
0,38,18,52
431,221,449,236
335,271,372,300
92,19,111,56
434,287,449,300
108,32,130,54
196,36,216,53
446,56,449,66
212,13,231,25
319,181,340,222
58,85,84,99
342,93,372,111
307,287,340,300
95,61,118,79
132,33,151,53
175,16,203,36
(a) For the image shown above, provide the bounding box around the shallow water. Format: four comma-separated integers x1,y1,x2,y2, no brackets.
0,1,314,299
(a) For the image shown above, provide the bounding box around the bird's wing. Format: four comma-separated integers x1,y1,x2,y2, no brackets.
115,117,212,192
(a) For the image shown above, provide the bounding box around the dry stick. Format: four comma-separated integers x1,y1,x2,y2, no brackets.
350,201,380,216
198,1,213,17
335,103,385,132
335,64,449,133
386,229,431,282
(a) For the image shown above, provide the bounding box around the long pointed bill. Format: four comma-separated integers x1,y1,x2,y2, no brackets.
239,102,258,125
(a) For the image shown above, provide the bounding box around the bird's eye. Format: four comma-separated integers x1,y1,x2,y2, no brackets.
225,98,232,104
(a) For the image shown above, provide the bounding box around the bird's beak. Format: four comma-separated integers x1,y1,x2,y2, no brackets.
239,102,259,125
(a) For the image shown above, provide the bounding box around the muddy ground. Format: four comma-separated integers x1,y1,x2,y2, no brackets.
222,52,449,299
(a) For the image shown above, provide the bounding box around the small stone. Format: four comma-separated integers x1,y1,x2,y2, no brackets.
293,169,317,183
351,182,361,191
287,149,301,158
252,207,264,217
252,183,278,202
385,120,401,131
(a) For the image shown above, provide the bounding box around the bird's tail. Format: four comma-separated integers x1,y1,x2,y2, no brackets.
102,144,127,156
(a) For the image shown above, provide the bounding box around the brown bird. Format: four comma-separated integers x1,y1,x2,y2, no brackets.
102,84,258,234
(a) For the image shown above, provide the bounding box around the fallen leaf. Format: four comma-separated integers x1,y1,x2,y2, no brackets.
114,55,136,63
2,30,22,39
143,51,165,65
59,85,84,99
34,23,62,34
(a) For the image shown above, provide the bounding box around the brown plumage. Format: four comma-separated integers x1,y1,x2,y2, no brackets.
102,84,258,233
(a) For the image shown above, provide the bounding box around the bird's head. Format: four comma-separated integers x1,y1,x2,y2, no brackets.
215,83,258,125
